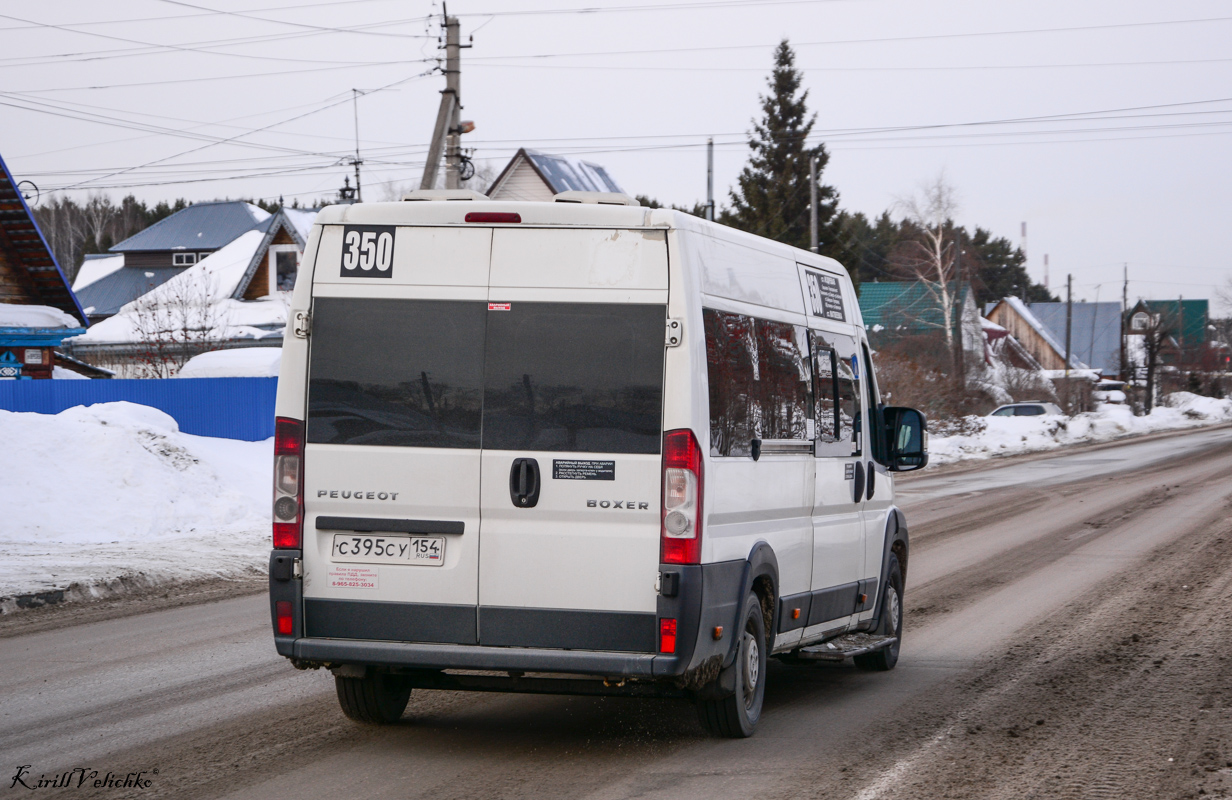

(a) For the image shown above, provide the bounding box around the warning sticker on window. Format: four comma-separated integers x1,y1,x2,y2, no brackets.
488,302,511,311
328,565,378,590
552,459,616,481
803,270,846,322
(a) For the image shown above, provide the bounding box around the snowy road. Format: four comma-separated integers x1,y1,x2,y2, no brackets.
4,425,1232,800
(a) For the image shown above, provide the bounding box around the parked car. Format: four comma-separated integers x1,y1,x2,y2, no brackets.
269,191,928,738
988,402,1065,417
1092,381,1127,405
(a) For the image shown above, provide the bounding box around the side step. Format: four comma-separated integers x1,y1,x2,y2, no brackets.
794,633,897,662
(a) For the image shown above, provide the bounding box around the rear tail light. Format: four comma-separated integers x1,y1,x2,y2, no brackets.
275,600,293,635
273,417,304,549
659,618,677,653
661,428,703,565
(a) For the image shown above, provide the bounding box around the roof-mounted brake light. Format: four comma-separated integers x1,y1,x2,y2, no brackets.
464,212,521,223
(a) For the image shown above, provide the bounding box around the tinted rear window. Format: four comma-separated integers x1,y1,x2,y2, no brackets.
484,303,665,454
307,298,486,447
307,298,664,454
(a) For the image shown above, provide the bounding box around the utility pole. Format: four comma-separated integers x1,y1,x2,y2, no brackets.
809,154,819,253
351,88,363,202
1065,273,1073,379
1121,264,1128,381
953,226,965,382
1044,253,1049,290
421,12,464,190
705,138,714,221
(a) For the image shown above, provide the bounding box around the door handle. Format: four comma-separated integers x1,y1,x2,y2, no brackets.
509,458,541,508
867,460,876,500
853,461,865,504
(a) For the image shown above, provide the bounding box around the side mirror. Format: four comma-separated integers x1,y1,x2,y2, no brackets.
883,406,928,472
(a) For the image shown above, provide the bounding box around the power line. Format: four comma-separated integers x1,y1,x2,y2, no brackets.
0,0,428,32
465,16,1232,63
468,55,1232,73
0,13,433,69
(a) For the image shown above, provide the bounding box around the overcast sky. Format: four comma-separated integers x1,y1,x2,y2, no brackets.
3,0,1230,311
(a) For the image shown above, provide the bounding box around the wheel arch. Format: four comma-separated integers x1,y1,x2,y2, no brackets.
732,541,779,664
869,507,909,630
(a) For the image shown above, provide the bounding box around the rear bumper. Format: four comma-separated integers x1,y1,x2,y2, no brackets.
285,637,682,678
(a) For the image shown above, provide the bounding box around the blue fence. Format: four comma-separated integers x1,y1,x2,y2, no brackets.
0,377,278,440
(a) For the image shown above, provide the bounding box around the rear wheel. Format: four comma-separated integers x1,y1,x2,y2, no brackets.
335,672,411,724
855,553,903,672
696,592,768,738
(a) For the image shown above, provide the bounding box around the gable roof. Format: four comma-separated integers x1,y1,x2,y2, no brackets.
858,281,971,336
0,152,89,326
76,210,310,317
1027,301,1122,374
109,201,271,252
487,148,624,200
229,209,307,299
987,296,1088,370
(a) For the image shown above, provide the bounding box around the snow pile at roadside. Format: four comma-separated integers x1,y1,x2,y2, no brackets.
177,347,281,378
0,402,271,607
928,392,1232,465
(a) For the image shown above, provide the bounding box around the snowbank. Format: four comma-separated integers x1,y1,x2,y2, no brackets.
177,347,281,378
0,402,271,606
928,392,1232,465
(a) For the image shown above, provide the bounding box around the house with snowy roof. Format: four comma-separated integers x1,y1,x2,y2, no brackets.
0,152,109,379
985,297,1090,373
66,205,318,375
74,202,316,322
485,148,625,202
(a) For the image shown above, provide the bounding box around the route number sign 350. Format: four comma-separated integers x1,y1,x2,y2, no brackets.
340,225,396,278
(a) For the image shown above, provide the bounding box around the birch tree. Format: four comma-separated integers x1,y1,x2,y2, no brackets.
894,175,961,356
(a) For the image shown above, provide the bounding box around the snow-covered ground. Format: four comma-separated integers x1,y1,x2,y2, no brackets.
0,402,270,608
3,392,1230,610
929,392,1232,465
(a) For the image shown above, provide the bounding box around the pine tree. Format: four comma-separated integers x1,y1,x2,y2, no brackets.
721,40,838,258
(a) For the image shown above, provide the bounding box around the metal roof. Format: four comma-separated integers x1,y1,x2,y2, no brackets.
1143,299,1208,345
0,152,89,326
75,266,185,318
858,281,970,336
109,201,268,252
1027,302,1122,374
524,150,623,193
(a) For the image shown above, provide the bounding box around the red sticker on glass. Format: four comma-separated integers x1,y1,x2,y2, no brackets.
488,302,511,311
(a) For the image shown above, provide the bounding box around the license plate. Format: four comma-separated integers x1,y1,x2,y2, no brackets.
330,534,444,566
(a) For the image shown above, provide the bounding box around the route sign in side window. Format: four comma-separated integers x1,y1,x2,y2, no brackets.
703,308,812,457
306,298,486,448
482,302,666,455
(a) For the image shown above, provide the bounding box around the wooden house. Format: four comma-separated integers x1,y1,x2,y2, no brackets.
0,152,97,379
985,297,1086,371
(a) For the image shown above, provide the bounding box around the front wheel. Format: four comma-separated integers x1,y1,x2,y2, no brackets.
696,592,768,738
335,672,411,724
855,553,903,672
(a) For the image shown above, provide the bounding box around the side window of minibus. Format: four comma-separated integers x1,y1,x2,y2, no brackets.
812,331,856,457
704,308,812,457
836,351,862,457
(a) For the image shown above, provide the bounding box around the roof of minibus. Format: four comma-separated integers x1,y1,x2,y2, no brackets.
312,200,850,278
